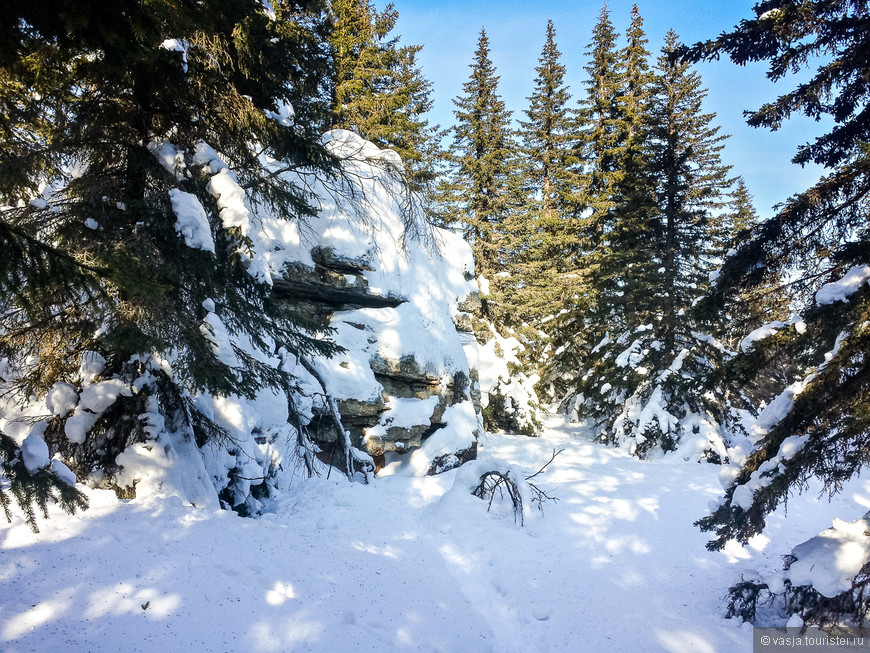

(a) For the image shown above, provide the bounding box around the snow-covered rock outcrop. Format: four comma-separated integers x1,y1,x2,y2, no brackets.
0,130,483,514
273,131,483,473
189,129,485,495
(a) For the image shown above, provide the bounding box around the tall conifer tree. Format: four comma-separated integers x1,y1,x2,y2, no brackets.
612,28,739,456
440,29,518,309
542,5,657,419
717,178,790,357
327,0,438,190
649,29,733,349
543,14,738,459
518,20,578,221
0,0,337,528
681,1,870,557
555,5,661,450
602,4,659,329
539,4,623,406
577,3,624,240
728,178,758,243
509,20,580,327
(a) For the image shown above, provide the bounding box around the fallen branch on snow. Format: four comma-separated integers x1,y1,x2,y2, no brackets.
472,448,562,526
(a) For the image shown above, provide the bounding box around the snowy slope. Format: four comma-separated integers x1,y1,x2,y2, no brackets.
4,418,867,652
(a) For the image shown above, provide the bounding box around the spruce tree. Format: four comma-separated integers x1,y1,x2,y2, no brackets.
649,29,732,347
328,0,387,131
681,0,870,553
509,20,580,327
327,0,439,190
603,4,659,329
559,5,663,451
440,29,519,314
613,28,737,457
576,3,624,241
728,178,758,244
542,5,659,424
717,178,791,362
538,4,623,407
543,15,740,459
622,5,655,148
0,0,337,528
518,20,578,223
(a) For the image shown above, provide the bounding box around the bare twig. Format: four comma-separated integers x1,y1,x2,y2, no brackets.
471,449,562,526
525,448,563,481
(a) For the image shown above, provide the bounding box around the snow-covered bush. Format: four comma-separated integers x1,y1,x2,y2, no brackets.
476,323,542,436
726,512,870,629
556,323,743,461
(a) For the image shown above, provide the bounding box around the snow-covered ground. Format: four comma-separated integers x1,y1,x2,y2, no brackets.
3,416,870,653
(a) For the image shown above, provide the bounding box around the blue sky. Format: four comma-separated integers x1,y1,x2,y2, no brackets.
391,0,829,217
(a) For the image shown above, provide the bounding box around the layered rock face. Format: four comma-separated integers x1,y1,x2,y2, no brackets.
276,240,481,473
271,130,483,475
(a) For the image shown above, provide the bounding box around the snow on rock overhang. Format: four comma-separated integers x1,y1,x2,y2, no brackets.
262,130,481,472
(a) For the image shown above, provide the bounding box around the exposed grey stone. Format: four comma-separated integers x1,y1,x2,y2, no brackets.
337,396,385,419
375,374,441,401
311,245,375,272
273,244,480,469
273,265,402,311
454,312,474,333
369,353,439,383
457,291,481,314
425,438,478,475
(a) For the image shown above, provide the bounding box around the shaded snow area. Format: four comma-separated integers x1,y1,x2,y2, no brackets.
6,418,870,652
